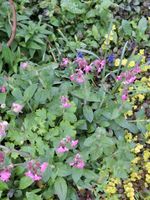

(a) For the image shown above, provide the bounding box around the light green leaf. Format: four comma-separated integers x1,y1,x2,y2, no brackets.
24,84,38,102
83,105,94,123
54,177,67,200
138,17,147,33
19,176,33,189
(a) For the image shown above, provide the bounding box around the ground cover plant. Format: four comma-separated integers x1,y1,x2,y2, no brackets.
0,0,150,200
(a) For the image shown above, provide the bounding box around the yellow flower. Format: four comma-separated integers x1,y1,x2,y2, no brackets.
139,49,144,55
129,86,134,91
144,150,150,161
134,143,143,153
130,172,141,181
112,25,116,30
133,105,137,110
114,59,120,67
128,61,135,68
122,58,127,66
145,131,150,139
146,139,150,144
145,162,150,173
141,56,145,64
137,94,145,102
126,110,133,117
142,65,150,72
141,77,147,82
146,174,150,183
125,132,133,142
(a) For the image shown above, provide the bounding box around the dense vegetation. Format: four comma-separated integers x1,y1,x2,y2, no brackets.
0,0,149,199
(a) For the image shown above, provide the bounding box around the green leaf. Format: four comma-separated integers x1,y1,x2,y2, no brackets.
61,0,85,14
26,192,42,200
12,88,23,100
92,25,100,40
83,105,94,123
54,177,67,200
2,45,14,65
138,17,147,33
24,84,38,102
19,176,33,189
0,181,8,190
122,20,132,35
72,168,83,183
0,93,6,104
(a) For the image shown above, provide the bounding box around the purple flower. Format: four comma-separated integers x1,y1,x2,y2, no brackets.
70,69,85,84
92,59,106,73
77,52,84,58
107,54,115,63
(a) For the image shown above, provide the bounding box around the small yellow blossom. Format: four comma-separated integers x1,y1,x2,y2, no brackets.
125,132,133,142
146,174,150,183
112,25,116,30
133,105,137,110
128,61,135,68
141,56,145,64
139,49,144,55
145,132,150,139
114,59,120,67
130,172,141,181
129,86,134,91
145,162,150,173
143,150,150,161
137,94,145,102
134,143,143,154
141,77,147,82
126,110,133,117
122,58,127,66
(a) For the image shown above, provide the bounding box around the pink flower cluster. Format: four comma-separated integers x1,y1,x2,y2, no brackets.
91,59,106,74
25,160,48,181
0,151,11,182
60,58,70,67
117,66,141,85
0,86,6,93
11,103,23,113
56,136,78,154
0,121,8,137
61,96,71,108
70,69,85,84
69,153,85,169
60,56,106,85
0,169,11,182
117,66,141,101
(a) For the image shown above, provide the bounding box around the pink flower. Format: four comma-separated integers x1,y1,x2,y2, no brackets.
56,146,69,153
71,140,78,148
75,58,88,68
0,121,8,137
25,171,41,181
84,65,92,73
0,169,11,182
60,58,70,67
25,160,48,181
61,96,71,108
20,62,29,69
75,69,85,84
0,86,6,93
11,103,23,113
69,153,85,169
40,162,48,173
92,59,106,73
